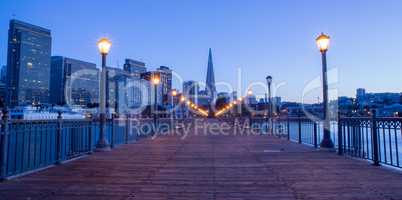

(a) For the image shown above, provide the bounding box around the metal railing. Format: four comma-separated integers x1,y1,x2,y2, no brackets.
256,111,402,169
0,113,176,180
338,115,402,168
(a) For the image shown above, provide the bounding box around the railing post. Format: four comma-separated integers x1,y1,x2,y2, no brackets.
110,114,115,149
298,114,302,144
0,109,9,180
87,116,93,154
55,112,62,165
337,112,343,155
286,117,290,141
125,115,129,144
371,110,380,166
313,121,318,148
249,114,252,129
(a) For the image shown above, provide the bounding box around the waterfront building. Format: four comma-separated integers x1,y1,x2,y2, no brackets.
50,56,99,106
123,59,146,78
6,20,52,106
157,66,172,104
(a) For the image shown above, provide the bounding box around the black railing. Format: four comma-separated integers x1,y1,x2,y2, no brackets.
338,115,402,168
264,112,402,169
0,114,177,180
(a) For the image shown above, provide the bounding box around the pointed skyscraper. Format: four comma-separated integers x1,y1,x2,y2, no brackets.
205,48,216,102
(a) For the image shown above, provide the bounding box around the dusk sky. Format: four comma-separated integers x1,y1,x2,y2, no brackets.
1,0,402,103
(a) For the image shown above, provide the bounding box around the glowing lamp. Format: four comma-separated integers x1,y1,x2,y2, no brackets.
316,33,330,52
97,38,112,55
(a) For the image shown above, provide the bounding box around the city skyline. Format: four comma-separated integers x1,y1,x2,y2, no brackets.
1,1,402,103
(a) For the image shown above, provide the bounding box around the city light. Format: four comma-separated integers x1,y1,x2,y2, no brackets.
178,95,209,117
152,74,160,85
171,90,177,96
316,33,330,52
97,38,112,55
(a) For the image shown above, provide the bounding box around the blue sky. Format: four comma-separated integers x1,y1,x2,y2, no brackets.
1,0,402,103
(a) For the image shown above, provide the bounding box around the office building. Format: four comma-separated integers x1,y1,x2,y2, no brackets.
157,66,172,104
183,80,199,104
50,56,99,106
106,67,128,113
6,19,52,106
141,71,163,106
123,59,146,78
356,88,366,100
0,65,6,84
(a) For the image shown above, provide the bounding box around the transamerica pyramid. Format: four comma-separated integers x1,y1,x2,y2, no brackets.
205,48,216,102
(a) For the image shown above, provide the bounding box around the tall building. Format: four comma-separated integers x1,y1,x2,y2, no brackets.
125,77,151,110
157,66,172,104
141,71,163,106
6,20,52,106
205,48,216,102
123,59,146,78
356,88,366,100
122,59,150,111
272,96,282,106
106,67,128,113
50,56,99,106
183,80,199,104
0,65,6,84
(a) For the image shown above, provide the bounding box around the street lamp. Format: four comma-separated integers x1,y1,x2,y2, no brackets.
170,89,177,130
96,38,111,151
152,73,160,135
247,90,253,128
316,33,334,148
171,90,177,116
266,75,273,134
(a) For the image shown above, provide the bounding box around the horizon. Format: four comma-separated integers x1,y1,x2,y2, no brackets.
1,1,402,103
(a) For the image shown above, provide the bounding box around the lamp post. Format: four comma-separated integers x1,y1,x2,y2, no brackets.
171,89,177,129
316,33,334,148
266,75,273,134
247,90,253,128
96,38,111,151
152,73,160,134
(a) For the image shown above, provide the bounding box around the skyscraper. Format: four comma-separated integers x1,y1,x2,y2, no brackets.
0,65,6,84
122,59,150,110
356,88,366,100
106,67,127,113
6,20,52,106
141,71,163,106
157,66,172,104
123,59,146,78
50,56,99,106
183,80,199,104
205,48,216,102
